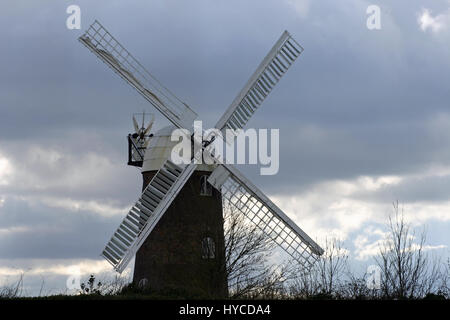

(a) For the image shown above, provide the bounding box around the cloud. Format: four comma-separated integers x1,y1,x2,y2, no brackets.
353,226,448,261
270,175,397,243
0,225,31,237
270,168,450,257
1,0,450,296
286,0,310,18
0,258,134,296
0,153,13,186
418,8,450,33
0,259,112,277
353,227,389,260
0,140,141,205
0,195,126,260
36,196,128,218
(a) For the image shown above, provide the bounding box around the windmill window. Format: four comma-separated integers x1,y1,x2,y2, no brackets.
200,175,212,196
201,237,216,259
138,278,148,289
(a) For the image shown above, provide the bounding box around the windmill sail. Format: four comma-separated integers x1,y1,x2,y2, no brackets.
79,20,323,274
102,160,197,272
215,31,303,133
208,165,323,268
79,20,197,129
132,116,140,133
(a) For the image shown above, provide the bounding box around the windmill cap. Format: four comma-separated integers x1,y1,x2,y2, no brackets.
142,125,214,173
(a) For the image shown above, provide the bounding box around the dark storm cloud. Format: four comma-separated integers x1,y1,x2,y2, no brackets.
0,0,449,208
0,197,121,259
254,114,450,196
353,173,450,204
243,0,450,195
0,133,142,204
1,1,448,179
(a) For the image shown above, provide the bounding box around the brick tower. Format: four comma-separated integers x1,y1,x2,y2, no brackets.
132,126,228,298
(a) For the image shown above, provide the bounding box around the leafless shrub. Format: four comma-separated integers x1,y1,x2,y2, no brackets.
0,273,24,299
376,201,443,299
289,238,349,299
98,274,131,295
437,258,450,298
339,270,383,300
223,202,290,298
79,273,130,296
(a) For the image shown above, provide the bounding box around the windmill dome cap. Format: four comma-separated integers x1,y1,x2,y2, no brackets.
152,125,178,137
142,125,214,173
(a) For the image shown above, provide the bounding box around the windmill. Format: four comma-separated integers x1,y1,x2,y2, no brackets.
79,20,324,297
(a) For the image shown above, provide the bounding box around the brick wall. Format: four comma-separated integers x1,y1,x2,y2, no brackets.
133,170,228,298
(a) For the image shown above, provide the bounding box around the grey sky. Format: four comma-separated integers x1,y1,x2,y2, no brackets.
1,0,449,295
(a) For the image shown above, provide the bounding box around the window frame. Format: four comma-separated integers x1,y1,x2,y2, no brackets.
200,175,213,196
201,236,216,259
